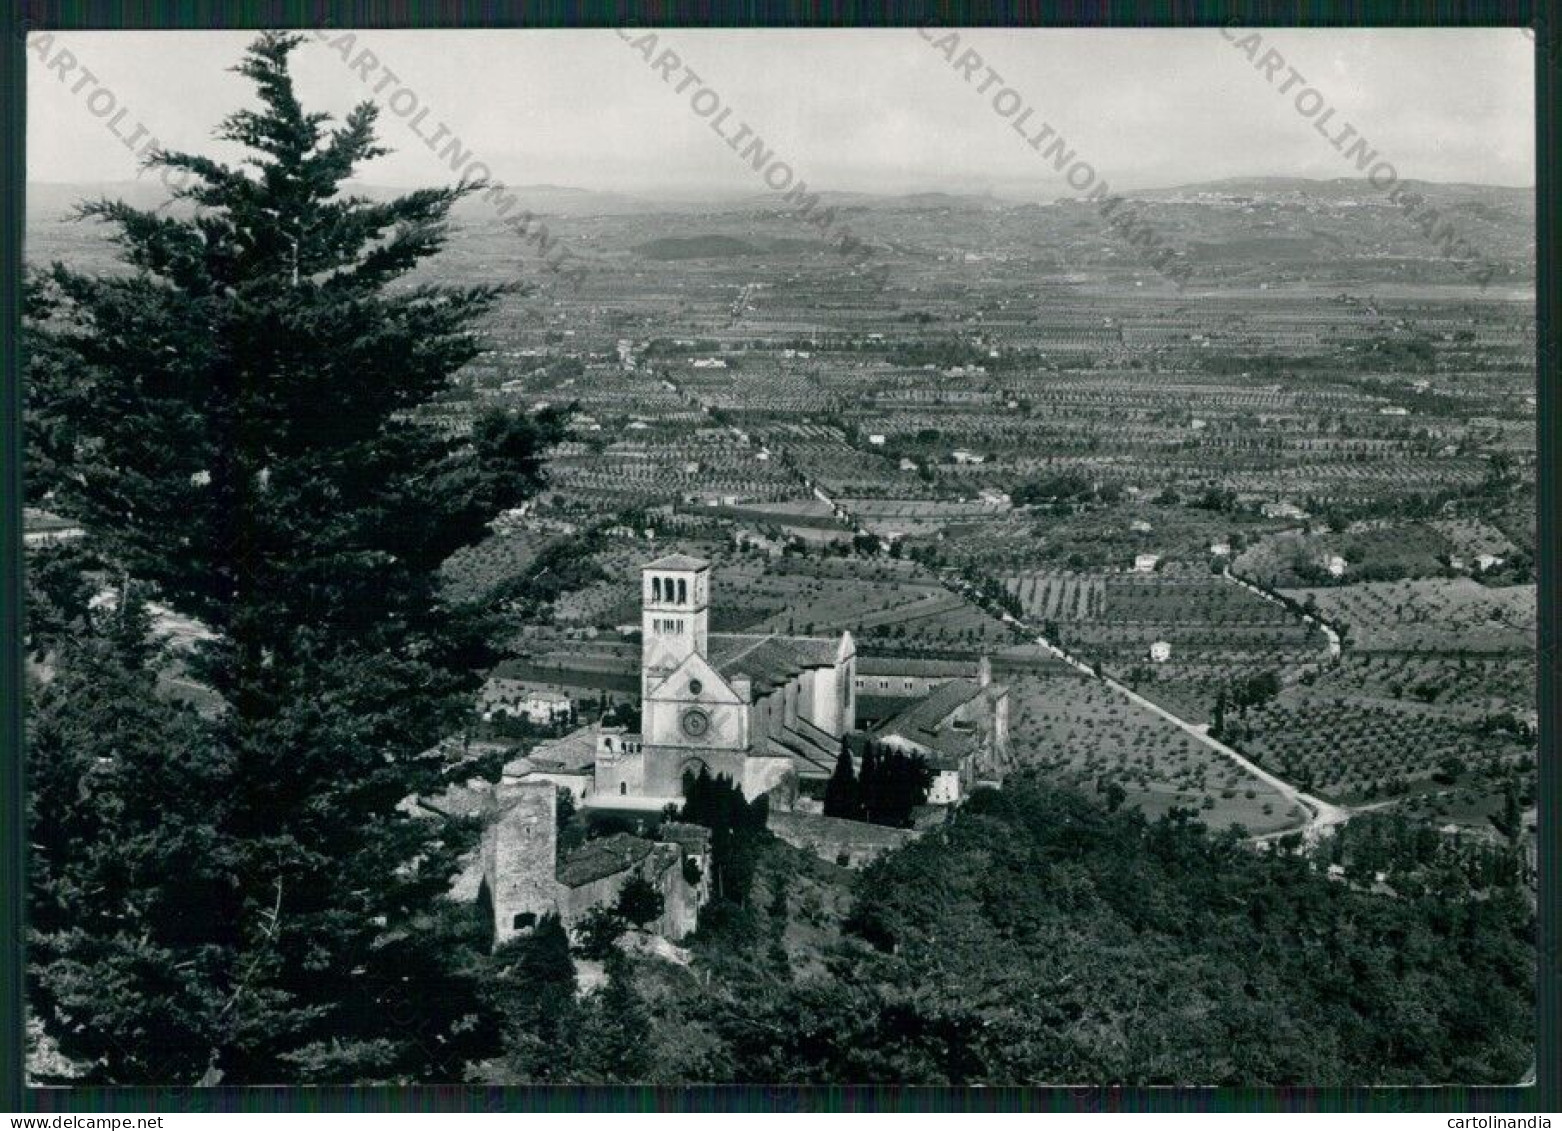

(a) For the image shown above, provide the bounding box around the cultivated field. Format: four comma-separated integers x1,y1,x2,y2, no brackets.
1007,672,1307,835
1282,578,1535,653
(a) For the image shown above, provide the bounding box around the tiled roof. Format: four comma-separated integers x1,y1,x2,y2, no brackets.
877,679,983,736
556,833,653,888
765,719,840,777
855,694,913,721
23,508,80,533
643,553,710,571
874,680,990,763
657,822,712,849
708,633,841,696
857,656,975,678
525,724,603,771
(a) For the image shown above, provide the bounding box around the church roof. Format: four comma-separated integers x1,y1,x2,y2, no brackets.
874,679,988,762
642,553,710,571
764,716,841,778
708,633,841,696
858,656,976,679
524,724,603,772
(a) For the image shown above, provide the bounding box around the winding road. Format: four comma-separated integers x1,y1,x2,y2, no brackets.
799,477,1358,845
663,390,1360,847
968,580,1348,845
1222,566,1343,660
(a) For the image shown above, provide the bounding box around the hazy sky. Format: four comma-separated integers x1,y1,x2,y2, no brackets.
27,28,1535,197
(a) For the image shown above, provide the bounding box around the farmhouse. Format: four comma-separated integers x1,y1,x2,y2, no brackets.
1134,553,1161,573
1149,640,1173,663
478,679,572,724
22,508,85,548
1261,501,1309,520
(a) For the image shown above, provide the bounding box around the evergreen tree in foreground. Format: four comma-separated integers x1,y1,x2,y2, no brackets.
26,31,563,1082
823,741,861,820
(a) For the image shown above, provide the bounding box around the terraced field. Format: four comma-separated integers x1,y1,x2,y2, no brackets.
1299,652,1536,719
1283,578,1535,652
1004,573,1105,621
440,532,560,604
1006,568,1330,723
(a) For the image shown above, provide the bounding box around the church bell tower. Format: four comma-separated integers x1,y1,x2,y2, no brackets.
641,554,710,700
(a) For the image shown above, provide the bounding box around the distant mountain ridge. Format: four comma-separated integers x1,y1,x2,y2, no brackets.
28,175,1534,222
1133,176,1532,206
28,174,1533,285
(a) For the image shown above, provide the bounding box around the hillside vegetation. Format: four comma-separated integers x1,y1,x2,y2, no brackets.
619,775,1532,1086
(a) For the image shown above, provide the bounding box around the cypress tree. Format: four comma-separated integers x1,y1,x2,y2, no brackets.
858,741,881,825
823,741,860,819
26,626,238,1083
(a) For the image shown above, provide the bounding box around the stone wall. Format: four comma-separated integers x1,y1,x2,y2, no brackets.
767,809,919,868
483,779,562,947
652,844,704,938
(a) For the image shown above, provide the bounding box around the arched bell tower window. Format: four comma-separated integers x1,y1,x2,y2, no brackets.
652,576,663,602
677,578,688,604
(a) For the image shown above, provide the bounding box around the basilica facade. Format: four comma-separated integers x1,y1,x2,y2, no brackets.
593,554,857,806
